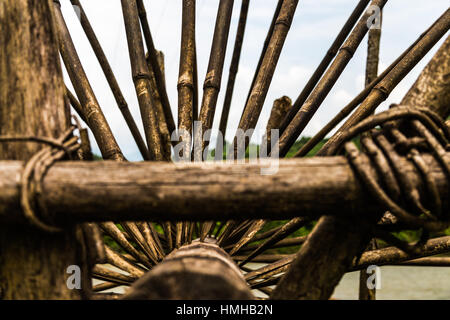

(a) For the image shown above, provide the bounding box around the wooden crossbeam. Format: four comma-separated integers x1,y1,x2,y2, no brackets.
0,153,447,226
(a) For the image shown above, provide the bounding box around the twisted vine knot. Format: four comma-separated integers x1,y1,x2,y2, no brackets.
0,125,82,232
334,105,450,253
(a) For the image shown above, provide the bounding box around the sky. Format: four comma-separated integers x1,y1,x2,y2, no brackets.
60,0,450,161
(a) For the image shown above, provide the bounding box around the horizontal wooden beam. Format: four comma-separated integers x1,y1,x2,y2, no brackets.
0,153,447,225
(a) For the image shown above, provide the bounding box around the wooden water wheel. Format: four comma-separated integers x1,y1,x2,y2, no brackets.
0,0,448,301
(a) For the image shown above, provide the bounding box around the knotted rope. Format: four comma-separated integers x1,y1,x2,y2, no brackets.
331,105,449,253
0,125,81,232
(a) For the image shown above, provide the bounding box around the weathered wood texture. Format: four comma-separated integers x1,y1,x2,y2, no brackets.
122,240,253,299
352,236,450,271
217,0,250,143
234,0,298,152
359,13,382,301
0,0,82,299
0,153,447,225
262,96,292,154
401,35,450,117
272,28,450,300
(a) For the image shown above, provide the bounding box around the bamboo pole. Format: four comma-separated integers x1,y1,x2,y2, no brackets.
262,96,292,155
69,0,150,160
92,265,138,286
176,0,198,245
351,236,450,270
136,0,176,138
278,0,371,136
99,222,154,269
277,0,388,157
194,0,235,240
120,0,166,161
193,0,235,160
147,51,172,159
53,1,125,161
232,0,299,156
242,0,283,112
0,0,83,299
216,0,250,154
178,0,197,154
234,235,307,253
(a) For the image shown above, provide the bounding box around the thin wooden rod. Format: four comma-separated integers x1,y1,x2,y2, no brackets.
178,0,197,153
0,153,447,224
229,219,266,256
234,254,293,263
194,0,235,159
70,0,150,160
65,85,88,124
232,0,299,155
352,236,450,270
176,0,194,252
277,0,388,158
100,222,154,269
293,23,428,157
216,0,250,152
278,0,371,136
147,51,172,159
53,1,125,161
242,0,283,112
193,43,199,122
319,9,450,156
136,0,176,137
235,235,307,253
92,265,138,286
121,0,166,161
238,218,308,266
262,96,292,155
